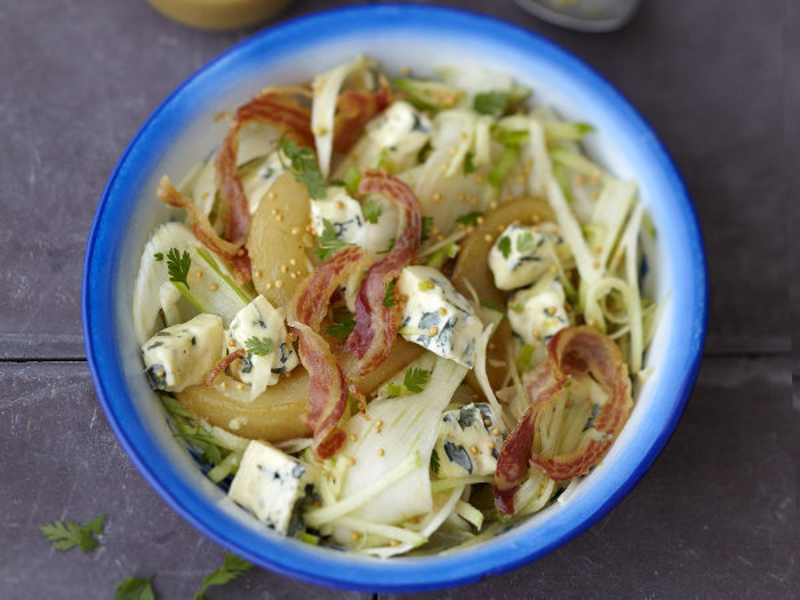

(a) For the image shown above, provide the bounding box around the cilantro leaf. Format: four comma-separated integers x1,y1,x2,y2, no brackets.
115,576,156,600
153,252,164,262
313,218,355,261
325,307,356,341
279,136,327,200
193,553,254,600
455,211,482,227
516,231,536,254
363,199,383,224
463,151,477,175
497,236,512,259
167,248,191,289
473,91,510,117
403,367,430,393
244,336,274,356
175,427,222,466
386,367,431,396
421,216,434,244
40,516,105,553
430,448,441,474
376,236,396,255
383,280,396,307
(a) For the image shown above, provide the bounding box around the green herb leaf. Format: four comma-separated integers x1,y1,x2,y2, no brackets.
325,307,356,341
344,166,362,196
385,383,404,397
363,199,383,224
516,232,536,254
430,448,440,474
497,236,512,259
313,218,355,261
376,236,396,255
455,211,483,227
40,516,105,553
167,248,192,289
473,91,510,117
115,576,156,600
244,336,274,356
421,216,434,244
463,152,477,176
383,280,396,307
175,427,222,466
403,367,431,393
480,299,506,315
153,252,164,262
193,553,254,600
374,147,389,169
279,136,327,200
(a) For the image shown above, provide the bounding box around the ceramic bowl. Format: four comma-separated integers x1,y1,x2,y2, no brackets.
83,4,707,591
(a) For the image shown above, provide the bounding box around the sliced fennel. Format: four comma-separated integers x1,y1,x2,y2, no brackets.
330,355,469,526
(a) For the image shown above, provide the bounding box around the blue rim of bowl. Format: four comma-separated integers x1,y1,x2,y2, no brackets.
83,3,708,592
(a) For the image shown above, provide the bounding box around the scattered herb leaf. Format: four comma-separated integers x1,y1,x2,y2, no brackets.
403,368,431,393
473,91,510,117
421,216,434,244
430,448,441,474
325,308,356,341
244,336,274,356
344,166,362,196
383,280,396,307
363,199,383,224
463,152,477,175
497,236,512,259
153,252,164,262
516,231,536,254
40,516,105,553
115,576,156,600
175,427,222,466
193,553,254,600
167,248,191,289
278,135,327,200
313,218,355,261
455,211,483,227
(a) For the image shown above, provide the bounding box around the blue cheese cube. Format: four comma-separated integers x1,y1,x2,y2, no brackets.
434,403,505,478
228,441,311,536
488,223,570,290
141,313,224,392
241,150,288,215
310,187,366,248
508,279,571,347
227,295,299,399
366,100,431,172
396,265,483,368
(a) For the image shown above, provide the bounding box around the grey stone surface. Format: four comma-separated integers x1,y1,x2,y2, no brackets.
0,359,795,598
0,0,795,598
0,362,368,600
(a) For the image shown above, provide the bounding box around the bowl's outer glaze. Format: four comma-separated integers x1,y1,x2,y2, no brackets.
83,4,707,592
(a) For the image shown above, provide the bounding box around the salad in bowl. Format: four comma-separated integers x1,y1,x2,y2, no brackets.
132,55,660,557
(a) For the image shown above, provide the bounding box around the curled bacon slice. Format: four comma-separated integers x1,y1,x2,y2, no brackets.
157,177,241,261
345,171,422,375
215,91,315,284
288,246,371,459
332,78,391,156
494,326,633,515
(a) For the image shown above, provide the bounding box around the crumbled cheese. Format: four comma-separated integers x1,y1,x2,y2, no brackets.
508,279,570,346
434,403,505,478
488,222,569,290
310,187,366,247
366,100,432,172
228,441,311,536
227,295,298,399
141,313,224,392
396,265,483,368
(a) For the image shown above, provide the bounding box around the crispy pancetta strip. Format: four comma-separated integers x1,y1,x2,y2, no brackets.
332,78,392,156
287,246,370,459
346,171,422,375
494,326,633,515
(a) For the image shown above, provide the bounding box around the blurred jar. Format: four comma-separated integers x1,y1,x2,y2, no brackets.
147,0,294,31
